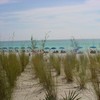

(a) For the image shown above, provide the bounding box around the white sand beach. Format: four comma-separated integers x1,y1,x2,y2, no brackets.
11,53,97,100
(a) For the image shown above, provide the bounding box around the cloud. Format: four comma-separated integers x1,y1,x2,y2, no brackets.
0,0,20,4
0,0,100,40
0,0,9,4
6,0,99,28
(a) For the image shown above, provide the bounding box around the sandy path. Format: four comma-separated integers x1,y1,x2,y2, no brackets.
11,63,45,100
11,55,96,100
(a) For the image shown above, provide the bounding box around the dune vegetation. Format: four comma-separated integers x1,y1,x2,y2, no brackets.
32,53,57,100
31,52,100,100
1,46,100,100
0,52,29,100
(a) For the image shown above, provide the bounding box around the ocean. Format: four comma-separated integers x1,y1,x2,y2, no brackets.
0,39,100,51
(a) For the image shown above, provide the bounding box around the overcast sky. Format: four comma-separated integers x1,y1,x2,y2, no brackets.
0,0,100,41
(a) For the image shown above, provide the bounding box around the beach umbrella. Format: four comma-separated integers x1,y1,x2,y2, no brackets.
27,47,31,52
9,47,14,52
73,48,79,52
34,47,38,50
9,47,13,50
21,47,25,49
27,47,31,49
20,47,26,52
2,47,7,52
2,47,7,49
2,47,8,51
59,47,65,49
14,47,19,52
51,47,56,50
45,47,50,50
90,46,96,48
77,46,83,49
27,47,32,51
15,47,19,49
0,48,2,51
35,47,38,49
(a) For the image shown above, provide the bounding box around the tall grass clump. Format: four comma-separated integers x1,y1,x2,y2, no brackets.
49,55,61,75
43,68,57,100
0,63,10,100
0,53,8,70
41,33,49,51
4,53,21,88
95,53,100,72
63,53,77,83
19,51,29,72
89,55,100,100
0,52,22,99
76,54,89,89
32,54,44,78
31,36,37,51
32,54,57,100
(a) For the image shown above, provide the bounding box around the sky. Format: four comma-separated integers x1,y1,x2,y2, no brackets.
0,0,100,41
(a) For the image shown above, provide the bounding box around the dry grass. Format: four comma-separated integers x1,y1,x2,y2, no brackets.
32,54,57,100
0,63,10,100
19,51,29,72
49,55,61,76
62,53,77,83
89,54,100,100
0,52,28,100
75,54,89,89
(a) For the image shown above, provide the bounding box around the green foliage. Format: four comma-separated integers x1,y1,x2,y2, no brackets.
0,52,22,100
31,36,37,51
49,55,61,75
89,55,98,80
32,54,57,100
76,54,88,89
0,64,10,100
19,51,29,72
89,55,100,100
62,90,81,100
63,53,77,83
43,91,57,100
70,36,78,50
41,33,49,50
4,53,21,87
32,54,44,78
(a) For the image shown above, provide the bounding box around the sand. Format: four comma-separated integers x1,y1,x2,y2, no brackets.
11,53,97,100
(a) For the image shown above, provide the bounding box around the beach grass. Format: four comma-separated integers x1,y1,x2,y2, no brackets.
0,63,10,100
0,52,28,100
62,53,77,83
49,55,61,76
2,50,100,100
75,54,89,89
32,54,57,100
89,54,100,100
19,51,29,72
5,53,21,88
32,54,44,79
